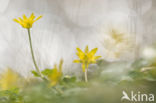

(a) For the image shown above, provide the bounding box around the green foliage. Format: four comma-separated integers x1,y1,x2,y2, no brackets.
41,69,53,76
1,58,156,103
128,59,156,81
31,71,40,77
62,76,76,83
0,88,23,103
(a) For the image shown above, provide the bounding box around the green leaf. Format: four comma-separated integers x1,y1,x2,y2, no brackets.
31,70,40,77
41,69,53,76
63,76,76,83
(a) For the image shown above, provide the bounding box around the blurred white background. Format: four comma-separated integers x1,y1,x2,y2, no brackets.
0,0,155,76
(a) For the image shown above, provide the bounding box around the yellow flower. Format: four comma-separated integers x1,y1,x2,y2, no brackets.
13,13,42,29
48,59,63,86
73,46,101,72
0,69,20,90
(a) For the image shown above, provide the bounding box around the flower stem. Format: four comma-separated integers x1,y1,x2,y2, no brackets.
84,69,88,82
27,29,43,78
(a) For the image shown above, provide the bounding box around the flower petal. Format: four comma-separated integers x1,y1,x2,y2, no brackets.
13,19,20,23
30,13,35,20
85,45,89,54
89,48,98,56
18,17,23,22
35,15,42,22
23,14,27,20
76,48,85,59
73,60,80,63
95,56,101,59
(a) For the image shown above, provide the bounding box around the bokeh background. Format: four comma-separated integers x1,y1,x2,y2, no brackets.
0,0,155,76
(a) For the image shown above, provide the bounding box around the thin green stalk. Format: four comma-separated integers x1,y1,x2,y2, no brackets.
53,87,64,95
84,69,88,82
27,29,43,78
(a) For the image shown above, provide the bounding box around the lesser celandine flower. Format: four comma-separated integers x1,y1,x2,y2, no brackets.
13,13,42,29
0,69,20,90
73,46,101,82
48,59,63,86
13,13,43,79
